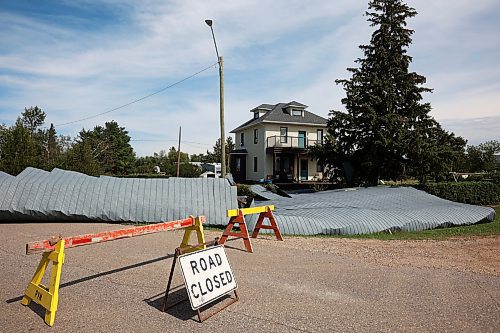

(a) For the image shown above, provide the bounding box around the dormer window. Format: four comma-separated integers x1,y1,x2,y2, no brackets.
291,109,303,116
254,112,259,119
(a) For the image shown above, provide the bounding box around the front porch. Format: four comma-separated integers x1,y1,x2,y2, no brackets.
269,150,322,183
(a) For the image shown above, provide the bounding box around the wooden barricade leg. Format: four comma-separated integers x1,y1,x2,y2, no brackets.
219,211,253,253
180,216,206,253
21,239,65,326
251,207,283,241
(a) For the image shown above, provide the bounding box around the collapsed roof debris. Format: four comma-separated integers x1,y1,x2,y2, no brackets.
0,168,237,224
247,186,495,235
0,168,494,236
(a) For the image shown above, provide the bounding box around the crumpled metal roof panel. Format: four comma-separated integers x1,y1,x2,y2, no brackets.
250,186,495,235
0,168,238,224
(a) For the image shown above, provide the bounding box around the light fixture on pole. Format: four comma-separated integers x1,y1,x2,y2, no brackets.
205,19,226,178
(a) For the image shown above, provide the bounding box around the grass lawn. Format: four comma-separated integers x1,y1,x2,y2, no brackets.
328,206,500,241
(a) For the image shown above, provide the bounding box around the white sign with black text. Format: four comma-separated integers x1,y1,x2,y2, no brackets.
178,245,237,310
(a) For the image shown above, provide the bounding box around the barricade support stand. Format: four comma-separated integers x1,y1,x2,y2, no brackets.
251,206,283,241
180,216,206,253
162,238,238,322
219,210,253,253
21,239,65,326
22,215,205,326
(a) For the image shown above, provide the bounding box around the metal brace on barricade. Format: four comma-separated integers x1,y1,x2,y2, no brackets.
162,238,239,322
219,205,283,253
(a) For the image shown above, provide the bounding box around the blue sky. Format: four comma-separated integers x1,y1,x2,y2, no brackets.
1,0,499,156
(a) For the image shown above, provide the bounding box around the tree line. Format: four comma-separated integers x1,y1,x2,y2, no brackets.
0,106,234,177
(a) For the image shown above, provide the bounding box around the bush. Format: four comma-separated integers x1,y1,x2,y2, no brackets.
116,173,171,178
236,184,253,198
418,181,499,205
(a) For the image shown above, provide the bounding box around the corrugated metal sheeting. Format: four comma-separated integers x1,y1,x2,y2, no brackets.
0,168,238,224
1,168,495,236
248,186,496,235
249,185,287,201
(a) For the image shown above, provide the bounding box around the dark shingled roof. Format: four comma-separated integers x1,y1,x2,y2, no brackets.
284,101,308,108
250,104,274,112
231,102,327,132
229,149,248,154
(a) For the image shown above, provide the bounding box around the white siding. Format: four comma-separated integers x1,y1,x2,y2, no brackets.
233,123,326,182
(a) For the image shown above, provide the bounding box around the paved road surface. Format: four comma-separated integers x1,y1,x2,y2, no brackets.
1,223,499,332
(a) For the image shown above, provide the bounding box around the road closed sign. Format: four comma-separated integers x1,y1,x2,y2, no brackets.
178,245,237,310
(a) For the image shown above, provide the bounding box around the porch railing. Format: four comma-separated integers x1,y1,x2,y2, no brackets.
266,135,322,149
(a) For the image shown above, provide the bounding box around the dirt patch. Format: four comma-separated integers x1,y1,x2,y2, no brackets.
242,233,500,276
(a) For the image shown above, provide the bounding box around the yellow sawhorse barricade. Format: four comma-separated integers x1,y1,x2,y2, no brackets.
219,205,283,253
21,239,65,326
21,216,206,326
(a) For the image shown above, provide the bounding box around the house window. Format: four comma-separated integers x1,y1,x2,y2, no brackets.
317,129,324,144
280,127,288,143
236,157,241,172
253,157,258,172
254,128,258,144
254,112,259,119
292,109,303,116
317,160,324,172
240,132,244,146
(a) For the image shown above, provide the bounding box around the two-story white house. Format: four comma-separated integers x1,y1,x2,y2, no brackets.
229,101,328,183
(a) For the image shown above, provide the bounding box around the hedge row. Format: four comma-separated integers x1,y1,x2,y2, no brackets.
418,181,499,206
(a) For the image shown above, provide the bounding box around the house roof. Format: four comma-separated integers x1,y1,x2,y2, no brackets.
229,149,248,155
284,101,308,108
231,102,328,133
250,104,275,112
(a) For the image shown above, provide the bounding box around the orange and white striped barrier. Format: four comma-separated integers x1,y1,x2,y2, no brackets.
21,216,206,326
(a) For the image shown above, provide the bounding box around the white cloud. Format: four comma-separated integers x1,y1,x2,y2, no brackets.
1,0,499,156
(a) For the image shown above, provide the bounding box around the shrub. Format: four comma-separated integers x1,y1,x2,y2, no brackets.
418,181,499,205
236,184,253,198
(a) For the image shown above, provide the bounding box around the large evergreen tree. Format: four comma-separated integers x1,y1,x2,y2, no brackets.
322,0,465,184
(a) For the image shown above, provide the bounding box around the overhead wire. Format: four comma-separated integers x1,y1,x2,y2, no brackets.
56,62,218,127
130,139,213,148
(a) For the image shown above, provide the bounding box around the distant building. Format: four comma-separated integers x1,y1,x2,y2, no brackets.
201,163,221,177
229,101,327,183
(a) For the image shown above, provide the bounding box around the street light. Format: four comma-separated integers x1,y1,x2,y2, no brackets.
205,19,226,178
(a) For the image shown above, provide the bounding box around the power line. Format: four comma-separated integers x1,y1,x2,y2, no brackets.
56,62,218,127
130,139,213,147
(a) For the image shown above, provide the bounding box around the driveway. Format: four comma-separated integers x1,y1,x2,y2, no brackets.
1,223,499,332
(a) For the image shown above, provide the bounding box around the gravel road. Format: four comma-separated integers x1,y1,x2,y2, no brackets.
1,223,499,332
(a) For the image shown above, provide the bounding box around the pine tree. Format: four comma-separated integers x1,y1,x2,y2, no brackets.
77,120,136,175
0,119,38,175
325,0,465,184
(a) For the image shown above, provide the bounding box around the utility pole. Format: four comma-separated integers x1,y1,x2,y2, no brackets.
205,19,226,178
218,55,226,178
176,126,181,177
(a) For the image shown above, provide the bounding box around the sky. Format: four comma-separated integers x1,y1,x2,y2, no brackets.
0,0,499,156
